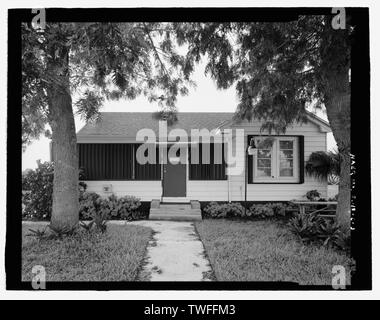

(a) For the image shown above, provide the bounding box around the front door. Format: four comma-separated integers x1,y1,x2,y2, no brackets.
163,147,187,197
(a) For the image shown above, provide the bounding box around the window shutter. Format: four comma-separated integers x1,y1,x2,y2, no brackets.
247,135,254,184
298,136,305,184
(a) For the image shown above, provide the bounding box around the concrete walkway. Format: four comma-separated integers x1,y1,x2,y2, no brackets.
131,220,213,281
22,220,214,281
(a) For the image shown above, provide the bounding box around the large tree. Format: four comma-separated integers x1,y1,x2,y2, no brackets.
174,17,351,232
22,22,194,229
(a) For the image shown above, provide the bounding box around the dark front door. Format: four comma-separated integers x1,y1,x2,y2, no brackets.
163,148,187,197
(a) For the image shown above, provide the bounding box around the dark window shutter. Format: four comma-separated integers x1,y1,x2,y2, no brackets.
298,136,305,184
247,135,254,184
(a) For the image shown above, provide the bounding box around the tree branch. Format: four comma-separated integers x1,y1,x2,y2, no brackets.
143,23,170,79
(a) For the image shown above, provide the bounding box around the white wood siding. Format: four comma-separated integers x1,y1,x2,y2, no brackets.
187,181,229,201
83,181,162,201
226,120,328,201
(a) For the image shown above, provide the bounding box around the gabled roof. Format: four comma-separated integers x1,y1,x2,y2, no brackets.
305,111,331,132
77,111,331,141
77,112,234,138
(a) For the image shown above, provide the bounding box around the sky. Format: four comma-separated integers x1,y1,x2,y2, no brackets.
22,60,336,170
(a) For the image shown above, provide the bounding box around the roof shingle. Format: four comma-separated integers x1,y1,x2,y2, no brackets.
77,112,234,137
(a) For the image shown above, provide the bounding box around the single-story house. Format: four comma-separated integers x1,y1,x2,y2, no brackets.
75,111,330,204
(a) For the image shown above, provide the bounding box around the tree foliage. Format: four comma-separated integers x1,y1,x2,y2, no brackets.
173,18,351,133
21,22,196,147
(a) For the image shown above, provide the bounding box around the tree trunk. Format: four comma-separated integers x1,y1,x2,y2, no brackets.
47,44,79,230
325,77,351,234
319,18,351,234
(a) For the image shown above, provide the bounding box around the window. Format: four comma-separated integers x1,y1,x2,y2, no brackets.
250,136,302,183
78,143,161,180
189,143,227,180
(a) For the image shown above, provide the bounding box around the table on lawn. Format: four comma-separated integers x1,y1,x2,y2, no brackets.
289,201,337,218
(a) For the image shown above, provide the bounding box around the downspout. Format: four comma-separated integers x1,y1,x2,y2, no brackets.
227,133,230,202
244,145,248,215
227,165,230,203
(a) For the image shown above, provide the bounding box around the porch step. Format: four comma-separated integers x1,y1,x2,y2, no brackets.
149,202,202,221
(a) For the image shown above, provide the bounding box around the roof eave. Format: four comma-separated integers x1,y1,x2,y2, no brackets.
216,113,331,133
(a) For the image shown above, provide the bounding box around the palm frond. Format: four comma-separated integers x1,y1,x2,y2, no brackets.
305,151,340,180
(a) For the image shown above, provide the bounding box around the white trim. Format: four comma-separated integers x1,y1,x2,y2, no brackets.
253,137,299,183
77,136,139,143
162,197,190,203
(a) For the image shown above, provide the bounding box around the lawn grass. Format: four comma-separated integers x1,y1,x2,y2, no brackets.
195,219,355,285
22,223,152,281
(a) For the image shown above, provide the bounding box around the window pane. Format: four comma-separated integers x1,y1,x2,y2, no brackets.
280,159,293,177
257,167,271,177
280,159,293,168
255,139,273,179
258,159,271,167
280,141,293,149
279,149,293,159
280,168,293,176
258,149,271,158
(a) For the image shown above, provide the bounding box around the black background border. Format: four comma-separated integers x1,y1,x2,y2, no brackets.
6,7,371,291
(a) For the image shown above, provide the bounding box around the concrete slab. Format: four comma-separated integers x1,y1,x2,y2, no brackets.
131,220,214,281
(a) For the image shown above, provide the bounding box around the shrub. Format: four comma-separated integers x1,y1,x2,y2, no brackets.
203,202,289,219
248,202,289,219
79,220,95,232
106,194,142,220
249,204,274,218
22,161,54,220
22,162,143,223
48,224,78,239
107,193,119,217
26,227,49,241
79,191,100,220
92,198,110,233
318,220,351,251
288,212,350,251
305,189,321,201
288,212,323,242
269,202,288,216
22,161,87,220
203,202,244,218
80,193,143,221
78,195,111,232
118,195,142,220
